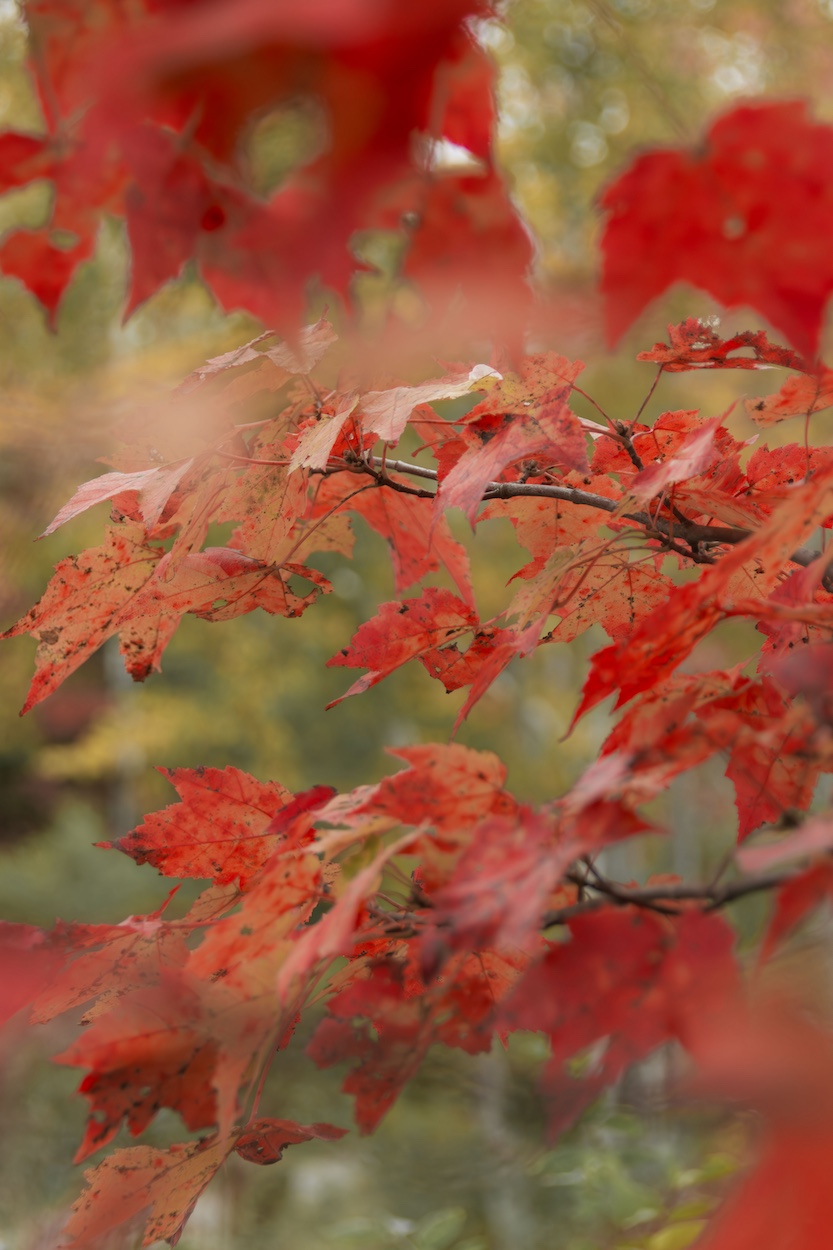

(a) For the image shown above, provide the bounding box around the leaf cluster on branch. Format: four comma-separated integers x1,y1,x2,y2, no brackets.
4,3,833,1248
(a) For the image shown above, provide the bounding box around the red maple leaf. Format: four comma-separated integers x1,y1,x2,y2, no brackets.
108,766,295,887
349,487,475,607
117,547,328,676
438,383,588,523
570,670,742,822
574,463,833,723
376,168,534,345
739,814,833,876
512,548,674,644
306,961,438,1134
696,678,820,840
746,367,833,426
636,318,809,373
744,445,833,517
419,625,510,692
41,460,197,538
326,588,478,705
434,26,496,162
452,620,541,731
62,1137,231,1250
360,742,516,836
56,975,221,1162
359,366,499,445
2,523,164,713
276,832,416,1004
602,102,833,357
629,416,724,502
773,640,833,724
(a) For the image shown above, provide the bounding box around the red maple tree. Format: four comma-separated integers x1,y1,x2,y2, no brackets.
4,3,833,1247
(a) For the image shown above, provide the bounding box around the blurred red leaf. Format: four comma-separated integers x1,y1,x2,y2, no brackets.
696,1126,833,1250
2,0,527,334
0,924,64,1031
501,908,740,1138
602,102,833,357
760,862,833,960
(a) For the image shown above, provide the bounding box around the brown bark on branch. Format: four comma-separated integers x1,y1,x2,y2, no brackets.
368,455,832,583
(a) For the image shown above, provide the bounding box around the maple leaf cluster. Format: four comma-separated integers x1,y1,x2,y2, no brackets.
0,0,531,338
6,4,833,1247
6,309,833,1247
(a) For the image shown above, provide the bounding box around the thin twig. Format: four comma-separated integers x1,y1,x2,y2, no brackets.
632,365,665,428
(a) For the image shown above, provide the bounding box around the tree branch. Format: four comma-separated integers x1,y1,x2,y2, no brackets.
542,864,801,927
362,857,802,941
368,456,833,585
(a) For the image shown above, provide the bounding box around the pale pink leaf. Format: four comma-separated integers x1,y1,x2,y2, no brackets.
738,816,833,873
362,365,500,444
290,396,358,472
41,460,194,537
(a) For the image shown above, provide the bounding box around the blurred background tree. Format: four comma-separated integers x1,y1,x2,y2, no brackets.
3,2,833,1247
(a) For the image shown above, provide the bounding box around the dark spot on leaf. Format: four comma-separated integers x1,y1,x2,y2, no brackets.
201,204,227,232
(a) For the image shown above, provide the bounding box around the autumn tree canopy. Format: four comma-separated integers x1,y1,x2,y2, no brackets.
4,2,833,1248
